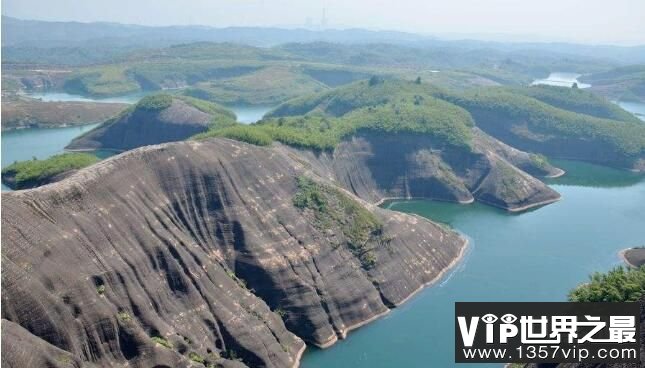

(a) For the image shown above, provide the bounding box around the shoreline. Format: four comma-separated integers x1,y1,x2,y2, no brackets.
375,193,560,213
545,167,566,178
619,247,643,268
294,235,470,366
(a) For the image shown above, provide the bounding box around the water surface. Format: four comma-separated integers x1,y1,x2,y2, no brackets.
301,161,644,368
1,124,100,191
617,101,645,121
531,72,591,88
24,92,273,123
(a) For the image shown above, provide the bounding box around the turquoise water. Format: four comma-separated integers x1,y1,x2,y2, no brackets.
1,124,100,191
23,92,273,123
301,161,645,367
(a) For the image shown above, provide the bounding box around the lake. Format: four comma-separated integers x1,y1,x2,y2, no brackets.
531,72,591,88
4,92,644,367
301,159,644,368
617,101,645,121
2,93,276,191
23,92,272,123
1,124,100,191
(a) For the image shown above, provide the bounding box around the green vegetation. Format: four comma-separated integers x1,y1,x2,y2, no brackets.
2,153,99,188
529,153,550,170
580,65,645,103
64,65,139,97
151,336,173,349
293,176,383,269
136,94,173,111
96,285,106,295
117,311,132,322
511,85,640,122
569,266,645,302
444,87,645,157
197,79,475,151
198,125,273,146
189,352,205,364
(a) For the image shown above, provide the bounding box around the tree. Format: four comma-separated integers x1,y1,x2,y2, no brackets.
415,76,422,84
368,76,383,86
572,82,579,89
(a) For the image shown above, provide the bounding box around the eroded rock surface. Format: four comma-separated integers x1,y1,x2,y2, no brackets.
2,138,466,367
65,98,213,152
281,129,561,212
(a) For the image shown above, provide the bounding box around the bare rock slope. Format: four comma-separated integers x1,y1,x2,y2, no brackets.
282,128,561,212
2,138,466,368
65,96,230,152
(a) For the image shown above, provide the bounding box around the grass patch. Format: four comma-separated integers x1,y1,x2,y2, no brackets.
96,285,106,295
151,336,173,349
2,153,99,188
569,266,645,302
189,352,205,364
294,176,383,269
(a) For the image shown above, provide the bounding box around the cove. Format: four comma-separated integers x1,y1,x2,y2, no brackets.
300,160,644,368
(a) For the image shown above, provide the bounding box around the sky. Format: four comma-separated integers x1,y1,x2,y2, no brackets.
3,0,645,45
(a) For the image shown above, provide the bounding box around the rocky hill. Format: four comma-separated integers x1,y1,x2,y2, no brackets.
2,138,467,368
66,94,236,152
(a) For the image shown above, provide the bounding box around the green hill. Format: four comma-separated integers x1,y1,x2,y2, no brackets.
441,87,645,169
510,85,640,122
196,79,474,150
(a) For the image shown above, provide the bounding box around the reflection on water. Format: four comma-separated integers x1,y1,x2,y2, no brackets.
531,72,591,88
545,159,644,188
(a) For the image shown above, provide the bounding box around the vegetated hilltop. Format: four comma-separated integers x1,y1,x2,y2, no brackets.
509,84,641,122
1,153,99,190
199,78,562,212
1,138,466,368
524,267,645,368
440,87,645,171
1,96,127,131
580,64,645,103
66,94,236,152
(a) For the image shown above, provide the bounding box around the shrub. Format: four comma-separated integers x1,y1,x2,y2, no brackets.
199,125,273,146
189,352,205,364
293,176,382,269
117,311,132,322
96,285,106,295
136,94,173,111
2,153,99,188
569,266,645,302
151,336,173,349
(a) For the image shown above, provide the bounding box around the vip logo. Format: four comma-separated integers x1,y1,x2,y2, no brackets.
458,313,519,347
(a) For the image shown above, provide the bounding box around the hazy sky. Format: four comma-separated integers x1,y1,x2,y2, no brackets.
3,0,645,45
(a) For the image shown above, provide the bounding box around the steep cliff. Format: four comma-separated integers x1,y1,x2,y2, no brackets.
2,138,466,368
66,95,236,152
279,129,560,212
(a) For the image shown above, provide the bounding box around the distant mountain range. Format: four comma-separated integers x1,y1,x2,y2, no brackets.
2,16,645,65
